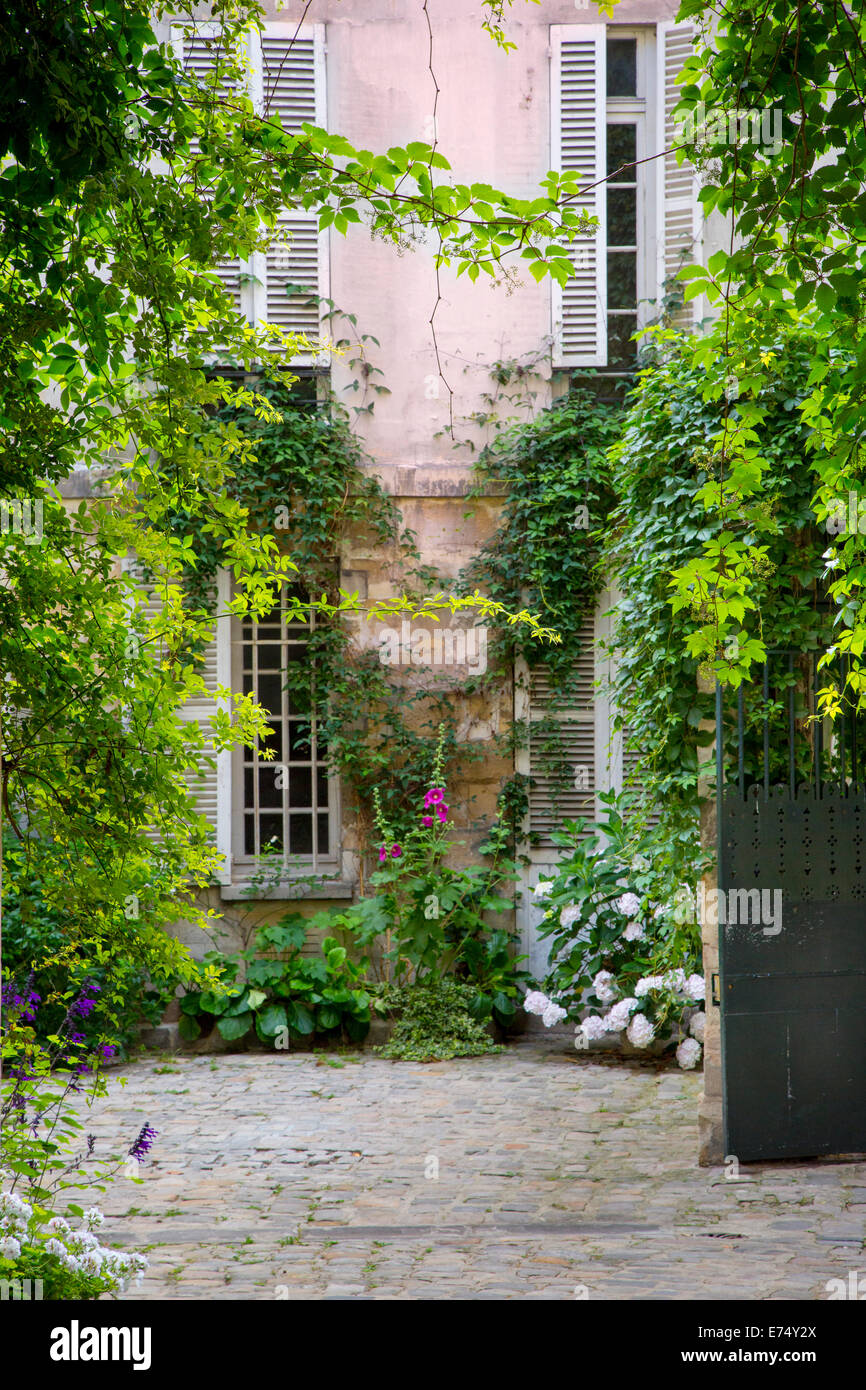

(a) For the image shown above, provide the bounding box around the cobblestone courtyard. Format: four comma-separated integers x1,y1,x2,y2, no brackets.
88,1044,866,1300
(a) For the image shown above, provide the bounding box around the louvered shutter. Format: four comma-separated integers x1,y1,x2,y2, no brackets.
173,23,250,321
125,561,233,883
551,26,606,366
258,24,328,364
657,22,702,330
527,614,598,844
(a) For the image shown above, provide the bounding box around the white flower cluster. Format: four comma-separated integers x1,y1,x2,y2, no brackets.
634,969,705,1001
559,904,582,929
676,1037,702,1070
523,991,568,1028
0,1192,148,1291
616,892,641,918
591,970,617,1004
532,879,553,901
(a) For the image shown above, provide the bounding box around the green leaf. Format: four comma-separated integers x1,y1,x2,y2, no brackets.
217,1012,253,1041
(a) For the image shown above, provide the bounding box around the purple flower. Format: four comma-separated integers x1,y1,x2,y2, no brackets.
128,1123,159,1162
1,982,41,1022
69,1032,86,1046
99,1044,117,1059
390,845,402,858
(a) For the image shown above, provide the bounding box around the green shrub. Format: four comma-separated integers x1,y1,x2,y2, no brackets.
375,979,505,1062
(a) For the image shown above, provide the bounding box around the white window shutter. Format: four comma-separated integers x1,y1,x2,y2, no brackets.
257,24,329,364
527,613,598,844
657,21,702,330
551,25,606,367
172,22,252,322
126,561,232,884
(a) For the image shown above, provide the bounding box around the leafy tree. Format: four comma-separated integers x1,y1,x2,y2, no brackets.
666,0,866,711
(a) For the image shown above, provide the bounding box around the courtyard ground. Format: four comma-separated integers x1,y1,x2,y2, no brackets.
87,1043,866,1300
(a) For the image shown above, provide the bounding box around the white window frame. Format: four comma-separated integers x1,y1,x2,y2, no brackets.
229,579,341,881
550,24,658,370
170,19,330,368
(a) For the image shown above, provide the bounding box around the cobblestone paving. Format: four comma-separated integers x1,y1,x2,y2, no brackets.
86,1044,866,1300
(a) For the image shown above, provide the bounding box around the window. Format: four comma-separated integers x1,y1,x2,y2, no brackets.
171,21,329,366
552,22,700,370
232,583,338,872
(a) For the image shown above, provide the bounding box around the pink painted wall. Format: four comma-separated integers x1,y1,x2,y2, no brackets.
264,0,682,468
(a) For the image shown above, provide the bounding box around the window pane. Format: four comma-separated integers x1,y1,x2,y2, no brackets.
290,813,313,855
257,672,282,716
607,315,638,368
607,252,637,309
244,768,254,806
607,189,636,247
316,768,329,804
289,767,312,806
258,766,283,809
257,641,282,671
607,38,637,97
288,721,311,757
607,124,636,177
317,813,329,855
259,813,283,853
244,815,256,856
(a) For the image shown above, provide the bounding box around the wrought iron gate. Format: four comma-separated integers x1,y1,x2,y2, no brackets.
717,652,866,1161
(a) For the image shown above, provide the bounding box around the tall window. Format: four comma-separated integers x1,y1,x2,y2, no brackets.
604,31,647,373
551,25,655,377
232,583,337,870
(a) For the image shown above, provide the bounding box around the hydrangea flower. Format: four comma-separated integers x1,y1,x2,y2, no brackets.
616,892,640,917
689,1010,706,1042
576,1014,607,1043
663,968,688,994
523,990,549,1016
532,880,553,900
627,1013,656,1048
542,1001,568,1028
685,973,706,1001
603,997,637,1033
559,904,582,929
591,970,616,1004
635,975,664,997
676,1037,702,1070
622,921,644,942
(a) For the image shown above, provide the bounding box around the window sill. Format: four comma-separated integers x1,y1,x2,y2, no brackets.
220,878,355,902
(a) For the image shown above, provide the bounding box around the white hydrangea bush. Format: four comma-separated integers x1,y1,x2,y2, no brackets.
0,1190,148,1296
522,795,706,1068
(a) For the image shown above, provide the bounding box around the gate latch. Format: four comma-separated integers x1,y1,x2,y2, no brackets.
711,973,721,1006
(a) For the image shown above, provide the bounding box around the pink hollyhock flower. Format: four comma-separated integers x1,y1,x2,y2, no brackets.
424,788,446,807
378,846,387,863
390,845,402,858
422,815,434,827
436,804,449,823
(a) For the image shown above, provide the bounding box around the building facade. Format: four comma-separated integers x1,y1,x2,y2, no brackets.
66,1,721,971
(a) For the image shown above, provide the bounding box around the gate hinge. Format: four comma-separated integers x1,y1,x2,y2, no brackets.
711,973,721,1006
